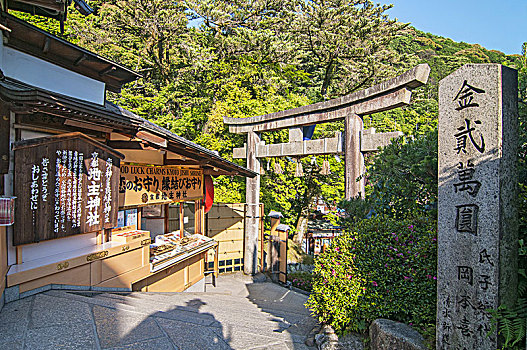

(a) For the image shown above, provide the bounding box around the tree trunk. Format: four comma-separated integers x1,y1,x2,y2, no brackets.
320,60,334,97
294,205,309,246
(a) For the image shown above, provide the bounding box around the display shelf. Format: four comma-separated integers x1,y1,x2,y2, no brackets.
150,233,216,273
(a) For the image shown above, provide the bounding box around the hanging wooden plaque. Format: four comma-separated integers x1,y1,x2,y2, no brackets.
13,132,123,246
118,164,203,208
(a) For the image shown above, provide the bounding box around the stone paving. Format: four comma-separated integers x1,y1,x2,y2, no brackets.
0,273,317,349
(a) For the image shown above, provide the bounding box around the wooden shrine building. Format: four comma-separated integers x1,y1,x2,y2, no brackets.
0,9,255,308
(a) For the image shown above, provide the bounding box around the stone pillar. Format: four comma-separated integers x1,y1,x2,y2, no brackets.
344,114,364,199
288,127,303,142
244,131,261,275
437,64,518,350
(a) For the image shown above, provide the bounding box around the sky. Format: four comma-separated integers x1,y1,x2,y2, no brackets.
386,0,527,55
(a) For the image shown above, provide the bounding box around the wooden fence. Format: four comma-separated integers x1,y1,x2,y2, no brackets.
204,203,264,274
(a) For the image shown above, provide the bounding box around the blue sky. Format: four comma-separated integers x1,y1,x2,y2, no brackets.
387,0,527,55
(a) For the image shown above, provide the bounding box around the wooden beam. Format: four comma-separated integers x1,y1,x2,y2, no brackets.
164,159,204,166
64,119,113,133
227,88,412,133
73,53,88,66
165,151,186,160
16,246,22,264
165,204,169,234
42,37,50,53
0,103,10,174
98,65,116,77
136,130,167,148
109,132,133,141
202,168,236,176
224,64,430,133
119,149,164,165
107,141,144,150
194,200,201,234
10,0,64,12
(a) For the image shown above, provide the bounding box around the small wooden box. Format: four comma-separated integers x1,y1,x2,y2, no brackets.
0,197,15,226
112,226,150,244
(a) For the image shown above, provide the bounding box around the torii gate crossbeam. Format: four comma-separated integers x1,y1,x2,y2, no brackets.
223,64,430,275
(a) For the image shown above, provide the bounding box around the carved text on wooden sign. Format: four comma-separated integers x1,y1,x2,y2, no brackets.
14,133,122,246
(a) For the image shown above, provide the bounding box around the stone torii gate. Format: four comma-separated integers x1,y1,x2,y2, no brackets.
224,64,430,275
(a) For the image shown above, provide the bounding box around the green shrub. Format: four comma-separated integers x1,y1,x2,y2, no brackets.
306,216,437,334
288,271,314,292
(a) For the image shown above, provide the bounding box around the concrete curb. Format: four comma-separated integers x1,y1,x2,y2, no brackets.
4,283,133,303
290,285,311,296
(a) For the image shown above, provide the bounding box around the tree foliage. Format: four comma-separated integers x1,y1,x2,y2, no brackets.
11,1,525,235
290,0,406,98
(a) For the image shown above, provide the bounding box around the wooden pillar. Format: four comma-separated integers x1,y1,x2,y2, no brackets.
194,200,201,234
0,226,6,304
137,208,142,230
344,114,365,199
162,204,168,234
244,131,260,275
179,202,184,237
259,204,264,272
277,228,288,283
268,214,280,273
270,218,279,235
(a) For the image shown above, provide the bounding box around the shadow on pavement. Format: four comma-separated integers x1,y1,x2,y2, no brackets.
98,297,234,350
245,280,317,349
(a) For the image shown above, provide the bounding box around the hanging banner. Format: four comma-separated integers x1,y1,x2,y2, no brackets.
13,133,122,246
204,175,214,213
119,164,203,208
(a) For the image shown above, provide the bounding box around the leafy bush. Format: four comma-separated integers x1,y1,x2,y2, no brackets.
288,271,314,292
306,216,437,334
487,200,527,349
488,269,526,349
364,130,438,220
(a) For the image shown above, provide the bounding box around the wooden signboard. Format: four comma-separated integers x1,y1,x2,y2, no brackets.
13,132,123,246
119,164,203,208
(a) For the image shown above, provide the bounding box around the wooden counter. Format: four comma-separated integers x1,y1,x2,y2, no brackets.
6,235,217,295
7,238,151,293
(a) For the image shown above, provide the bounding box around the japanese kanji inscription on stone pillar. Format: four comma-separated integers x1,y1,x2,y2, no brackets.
437,64,518,349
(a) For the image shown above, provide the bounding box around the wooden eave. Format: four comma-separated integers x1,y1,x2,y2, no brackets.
13,131,125,160
7,0,65,16
110,126,256,177
7,0,66,14
0,78,256,178
0,82,138,133
0,12,141,92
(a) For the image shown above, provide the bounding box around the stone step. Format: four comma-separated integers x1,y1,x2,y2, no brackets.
137,291,312,318
44,290,219,327
90,292,308,342
93,290,307,331
96,291,301,324
45,284,311,318
92,290,315,339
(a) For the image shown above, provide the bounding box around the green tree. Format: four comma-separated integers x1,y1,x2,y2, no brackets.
290,0,409,98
